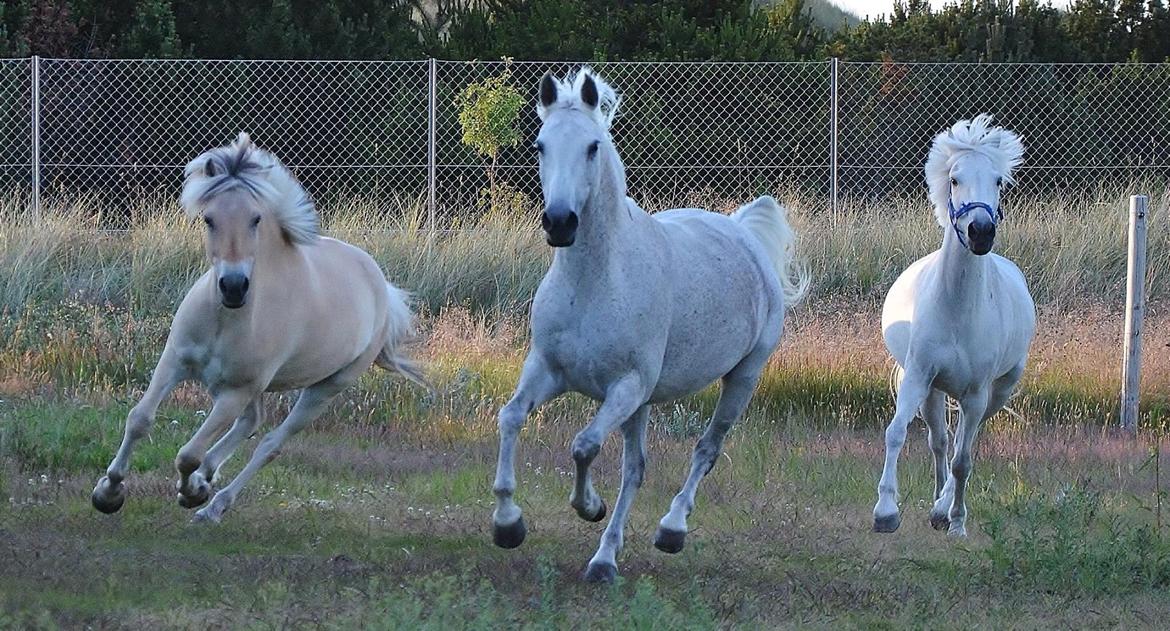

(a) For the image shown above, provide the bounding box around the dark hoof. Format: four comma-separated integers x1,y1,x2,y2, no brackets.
493,517,527,549
929,511,950,531
873,512,902,533
91,478,126,514
585,500,607,523
177,490,209,510
653,527,687,554
582,561,617,584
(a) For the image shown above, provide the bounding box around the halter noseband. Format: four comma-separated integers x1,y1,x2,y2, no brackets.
948,199,1002,249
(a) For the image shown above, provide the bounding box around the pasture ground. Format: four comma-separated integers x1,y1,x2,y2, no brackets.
2,300,1169,629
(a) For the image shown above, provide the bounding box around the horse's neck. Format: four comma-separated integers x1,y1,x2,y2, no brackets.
933,226,989,313
553,149,642,276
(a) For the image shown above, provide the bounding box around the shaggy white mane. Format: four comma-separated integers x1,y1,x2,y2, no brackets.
925,114,1025,228
536,66,622,135
179,132,319,245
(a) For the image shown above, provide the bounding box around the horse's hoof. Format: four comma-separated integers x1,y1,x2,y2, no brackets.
929,511,950,531
947,524,968,539
177,490,209,510
191,507,222,525
873,512,902,533
585,499,607,523
582,561,618,584
91,477,126,514
492,517,527,549
653,527,687,554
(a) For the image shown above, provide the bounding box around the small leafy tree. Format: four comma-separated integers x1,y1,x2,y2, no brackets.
455,65,524,213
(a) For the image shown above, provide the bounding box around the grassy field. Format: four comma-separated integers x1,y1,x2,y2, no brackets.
2,191,1169,628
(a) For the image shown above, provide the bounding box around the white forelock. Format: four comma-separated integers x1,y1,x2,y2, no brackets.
179,132,319,245
925,114,1025,228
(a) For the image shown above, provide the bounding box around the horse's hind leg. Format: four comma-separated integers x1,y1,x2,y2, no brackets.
654,345,770,554
583,405,649,583
921,388,951,530
492,353,565,549
175,389,255,509
945,364,1022,537
186,397,263,501
92,349,186,514
194,376,354,524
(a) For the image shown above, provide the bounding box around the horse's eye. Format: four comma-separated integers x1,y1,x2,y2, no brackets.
950,177,958,187
587,141,599,159
996,177,1003,188
251,216,261,228
203,216,214,229
533,141,544,154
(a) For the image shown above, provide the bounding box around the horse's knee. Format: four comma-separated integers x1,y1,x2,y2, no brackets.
571,432,600,463
497,404,525,436
125,409,152,440
175,450,201,477
884,423,908,450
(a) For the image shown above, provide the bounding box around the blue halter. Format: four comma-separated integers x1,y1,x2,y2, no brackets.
948,199,1002,249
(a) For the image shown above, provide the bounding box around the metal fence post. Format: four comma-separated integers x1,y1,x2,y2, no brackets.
31,55,41,220
427,58,437,233
829,57,839,216
1120,194,1149,433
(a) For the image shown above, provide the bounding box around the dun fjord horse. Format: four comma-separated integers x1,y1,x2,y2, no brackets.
873,115,1035,537
491,68,809,582
92,133,427,523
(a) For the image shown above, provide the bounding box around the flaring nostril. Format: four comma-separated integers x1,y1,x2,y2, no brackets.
541,213,552,231
218,277,227,292
566,212,579,230
240,277,249,293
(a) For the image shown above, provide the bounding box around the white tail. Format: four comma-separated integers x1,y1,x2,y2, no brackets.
731,195,810,309
375,283,432,391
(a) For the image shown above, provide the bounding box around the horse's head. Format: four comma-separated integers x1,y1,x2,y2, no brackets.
926,114,1024,256
534,67,622,247
180,133,318,309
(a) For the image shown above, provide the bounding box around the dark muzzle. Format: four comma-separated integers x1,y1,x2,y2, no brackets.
541,208,579,247
966,219,996,256
218,273,250,308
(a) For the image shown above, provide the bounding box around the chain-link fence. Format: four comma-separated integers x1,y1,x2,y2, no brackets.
2,57,1167,228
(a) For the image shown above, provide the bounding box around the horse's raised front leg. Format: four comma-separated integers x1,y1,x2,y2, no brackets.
921,388,951,530
873,363,934,532
194,381,346,524
583,405,649,584
569,374,646,526
175,389,255,509
92,348,187,514
186,397,263,501
655,346,769,554
492,353,564,549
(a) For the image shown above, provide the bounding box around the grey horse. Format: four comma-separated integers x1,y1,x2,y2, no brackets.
490,68,809,583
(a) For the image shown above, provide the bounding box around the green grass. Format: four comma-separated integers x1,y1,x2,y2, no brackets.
2,189,1170,627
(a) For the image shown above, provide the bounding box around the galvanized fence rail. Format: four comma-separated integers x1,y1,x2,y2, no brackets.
0,57,1165,228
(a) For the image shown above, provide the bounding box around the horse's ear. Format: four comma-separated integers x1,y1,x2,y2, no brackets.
580,73,599,109
539,73,558,109
204,158,218,178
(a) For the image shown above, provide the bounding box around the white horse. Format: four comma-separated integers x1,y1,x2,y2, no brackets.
91,133,427,522
873,114,1035,537
491,68,809,582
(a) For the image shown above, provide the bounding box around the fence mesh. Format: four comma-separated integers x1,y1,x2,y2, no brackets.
837,61,1170,201
3,57,1167,228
